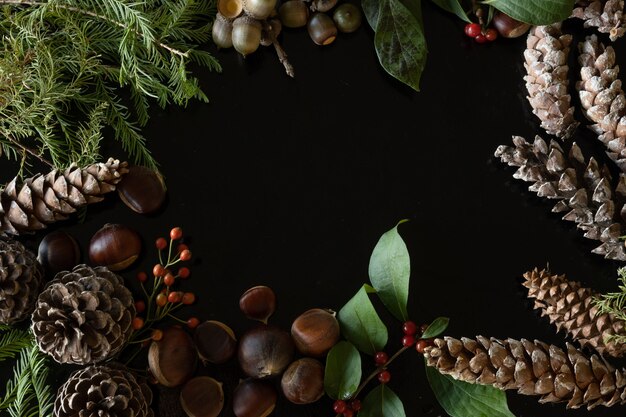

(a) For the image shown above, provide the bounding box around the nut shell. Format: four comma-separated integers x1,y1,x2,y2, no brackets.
213,13,234,49
180,376,224,417
116,165,166,214
232,16,263,56
291,308,340,357
239,285,276,323
233,378,277,417
281,358,325,404
238,324,294,378
242,0,277,20
218,0,243,18
194,320,237,364
279,0,309,28
88,223,142,271
148,326,197,387
37,230,80,276
307,12,337,46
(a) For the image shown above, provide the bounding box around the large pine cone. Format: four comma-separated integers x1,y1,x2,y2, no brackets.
0,239,43,324
523,268,626,358
0,158,128,235
572,0,626,41
424,336,626,409
31,264,135,364
54,363,154,417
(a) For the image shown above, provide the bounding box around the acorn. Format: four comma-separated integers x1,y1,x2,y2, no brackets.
232,15,263,56
212,13,234,49
260,18,282,46
218,0,243,18
307,12,337,46
291,308,340,357
332,3,362,33
280,358,325,404
279,0,309,28
242,0,277,20
310,0,337,12
88,223,142,271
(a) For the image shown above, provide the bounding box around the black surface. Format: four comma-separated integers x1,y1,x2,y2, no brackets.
10,2,626,417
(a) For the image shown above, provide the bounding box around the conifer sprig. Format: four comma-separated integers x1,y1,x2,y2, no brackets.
594,267,626,345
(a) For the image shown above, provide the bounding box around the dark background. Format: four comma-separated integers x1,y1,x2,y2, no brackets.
10,2,626,416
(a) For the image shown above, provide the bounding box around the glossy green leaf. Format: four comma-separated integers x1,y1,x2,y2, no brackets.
430,0,471,22
324,341,362,400
362,0,380,28
359,385,407,417
426,365,516,417
338,286,388,355
369,220,410,321
483,0,575,25
421,317,449,339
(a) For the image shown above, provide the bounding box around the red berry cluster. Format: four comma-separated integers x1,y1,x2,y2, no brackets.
333,399,362,417
464,22,497,43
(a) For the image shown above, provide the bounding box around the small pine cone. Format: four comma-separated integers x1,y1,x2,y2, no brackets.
54,363,154,417
524,24,578,139
572,0,626,41
32,264,135,365
0,239,43,324
424,336,626,409
0,158,129,235
577,35,626,172
523,268,626,357
495,135,626,261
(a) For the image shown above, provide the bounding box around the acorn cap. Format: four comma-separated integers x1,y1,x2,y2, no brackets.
218,0,243,19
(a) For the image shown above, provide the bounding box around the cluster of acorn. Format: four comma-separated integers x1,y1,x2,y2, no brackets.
212,0,362,75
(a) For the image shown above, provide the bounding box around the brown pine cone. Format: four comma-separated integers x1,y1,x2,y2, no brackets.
495,135,626,261
0,158,128,235
424,336,626,409
0,239,43,324
572,0,626,41
524,24,578,139
54,363,154,417
523,268,626,357
31,264,135,364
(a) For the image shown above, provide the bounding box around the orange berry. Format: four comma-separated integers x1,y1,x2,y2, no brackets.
179,249,192,261
187,317,200,329
153,264,165,277
182,292,196,305
177,243,189,253
136,271,148,282
163,273,175,287
151,329,163,341
170,227,183,240
168,291,182,303
155,237,167,250
132,317,144,330
156,293,167,307
178,267,191,279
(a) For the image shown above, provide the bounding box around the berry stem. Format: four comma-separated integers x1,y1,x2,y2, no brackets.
351,345,409,400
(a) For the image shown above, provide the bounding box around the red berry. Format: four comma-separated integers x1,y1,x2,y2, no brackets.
343,409,354,417
416,339,432,354
156,293,167,307
374,351,388,365
377,370,391,384
135,300,146,313
179,249,192,261
168,291,182,303
464,22,481,38
136,271,148,283
132,317,144,330
170,227,183,240
178,267,191,279
187,317,200,329
153,264,165,277
402,335,415,347
151,329,163,341
350,399,361,412
485,27,498,41
333,400,347,414
402,320,417,336
177,243,189,253
163,273,175,287
182,292,196,305
475,34,487,43
155,237,167,250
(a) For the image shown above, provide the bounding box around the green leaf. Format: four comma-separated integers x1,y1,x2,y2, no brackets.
359,385,407,417
421,317,449,339
324,341,362,400
362,0,428,92
368,220,410,321
483,0,575,25
429,0,471,22
425,365,516,417
338,286,388,355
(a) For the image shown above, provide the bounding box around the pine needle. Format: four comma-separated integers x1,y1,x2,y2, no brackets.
593,267,626,345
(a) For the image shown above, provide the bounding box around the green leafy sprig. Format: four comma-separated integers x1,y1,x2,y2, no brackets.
594,267,626,345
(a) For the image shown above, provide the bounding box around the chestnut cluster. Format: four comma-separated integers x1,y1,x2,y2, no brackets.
212,0,362,76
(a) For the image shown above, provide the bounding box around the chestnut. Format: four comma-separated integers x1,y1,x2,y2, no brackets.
116,165,167,214
307,12,337,46
88,223,142,271
291,308,340,357
37,230,80,276
180,376,224,417
492,11,530,38
238,324,294,378
239,285,276,323
281,358,324,404
194,320,237,365
148,326,197,387
233,378,277,417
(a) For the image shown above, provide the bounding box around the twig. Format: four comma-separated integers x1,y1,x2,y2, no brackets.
262,20,295,78
0,131,54,168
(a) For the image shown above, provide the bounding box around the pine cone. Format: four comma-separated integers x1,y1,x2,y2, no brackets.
577,35,626,172
495,135,626,261
0,239,43,324
524,24,578,139
31,264,135,364
0,158,129,235
523,268,626,357
54,363,154,417
424,336,626,409
572,0,626,41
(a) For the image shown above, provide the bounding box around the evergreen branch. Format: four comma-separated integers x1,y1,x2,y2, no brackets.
0,329,32,363
594,267,626,347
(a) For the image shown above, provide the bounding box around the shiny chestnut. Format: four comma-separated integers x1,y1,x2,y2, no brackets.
88,223,142,271
291,308,340,357
238,324,294,378
148,326,197,387
180,376,224,417
116,165,167,214
194,320,237,364
281,358,324,404
37,230,80,276
239,285,276,323
233,378,277,417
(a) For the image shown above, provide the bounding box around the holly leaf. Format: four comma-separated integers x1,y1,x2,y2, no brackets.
421,317,449,339
359,385,407,417
324,341,362,400
368,220,410,321
338,285,388,355
483,0,575,25
425,365,516,417
429,0,471,22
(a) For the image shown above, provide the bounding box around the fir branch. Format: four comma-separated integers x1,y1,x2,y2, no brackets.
594,267,626,345
0,329,32,362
